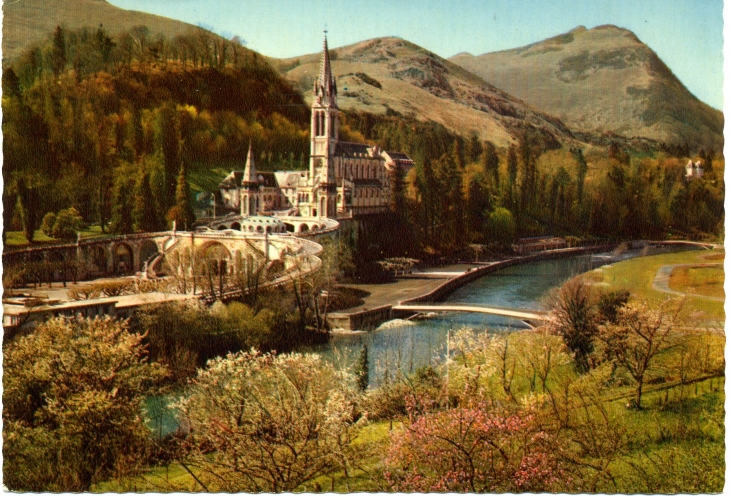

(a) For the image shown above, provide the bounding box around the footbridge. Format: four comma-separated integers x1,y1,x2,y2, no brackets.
392,303,549,323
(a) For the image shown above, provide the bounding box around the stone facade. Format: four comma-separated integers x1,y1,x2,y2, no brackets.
217,35,414,219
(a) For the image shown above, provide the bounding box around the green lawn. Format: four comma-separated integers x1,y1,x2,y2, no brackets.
579,248,725,323
5,225,113,249
669,265,724,299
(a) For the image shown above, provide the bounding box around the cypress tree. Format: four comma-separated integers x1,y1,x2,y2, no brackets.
50,26,67,77
356,344,369,392
172,161,195,231
134,172,159,232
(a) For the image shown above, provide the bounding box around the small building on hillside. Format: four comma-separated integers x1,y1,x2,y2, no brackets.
685,159,704,180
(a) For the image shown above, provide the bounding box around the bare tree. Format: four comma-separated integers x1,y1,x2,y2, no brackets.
598,300,682,409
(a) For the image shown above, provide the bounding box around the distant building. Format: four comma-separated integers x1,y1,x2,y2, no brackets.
685,159,704,180
216,35,414,220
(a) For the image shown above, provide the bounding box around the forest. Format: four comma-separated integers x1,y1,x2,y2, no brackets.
3,24,724,257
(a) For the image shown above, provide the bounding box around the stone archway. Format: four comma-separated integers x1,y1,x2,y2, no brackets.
199,242,231,294
89,245,107,275
112,243,134,275
140,240,159,268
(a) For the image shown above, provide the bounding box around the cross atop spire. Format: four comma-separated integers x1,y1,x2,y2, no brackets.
315,32,337,104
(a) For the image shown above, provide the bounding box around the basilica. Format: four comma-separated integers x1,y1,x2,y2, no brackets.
216,36,414,220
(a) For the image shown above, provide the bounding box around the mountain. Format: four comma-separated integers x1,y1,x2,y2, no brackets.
274,37,578,148
3,0,205,63
450,25,723,151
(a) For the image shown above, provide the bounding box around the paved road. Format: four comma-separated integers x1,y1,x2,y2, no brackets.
336,264,476,313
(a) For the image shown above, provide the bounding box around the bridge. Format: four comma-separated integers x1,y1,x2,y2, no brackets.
392,303,549,323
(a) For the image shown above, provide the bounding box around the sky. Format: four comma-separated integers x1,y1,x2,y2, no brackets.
107,0,724,110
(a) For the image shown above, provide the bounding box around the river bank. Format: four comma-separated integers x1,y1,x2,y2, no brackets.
327,244,617,331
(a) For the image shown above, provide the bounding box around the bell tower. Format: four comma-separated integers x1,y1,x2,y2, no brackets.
310,33,338,217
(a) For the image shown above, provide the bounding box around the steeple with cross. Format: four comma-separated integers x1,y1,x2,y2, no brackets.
309,30,338,217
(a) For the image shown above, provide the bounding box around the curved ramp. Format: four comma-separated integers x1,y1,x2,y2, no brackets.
392,303,548,322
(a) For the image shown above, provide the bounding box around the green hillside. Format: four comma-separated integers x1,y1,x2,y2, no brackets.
450,25,723,151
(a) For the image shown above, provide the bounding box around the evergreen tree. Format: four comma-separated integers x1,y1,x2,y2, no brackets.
158,104,181,211
573,148,588,206
467,132,483,163
15,178,41,243
389,166,406,215
110,180,134,235
482,141,499,188
169,161,195,231
50,26,66,77
356,344,369,392
466,173,491,241
134,172,159,232
506,144,518,213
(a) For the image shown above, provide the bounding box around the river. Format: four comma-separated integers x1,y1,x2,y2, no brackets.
315,246,697,386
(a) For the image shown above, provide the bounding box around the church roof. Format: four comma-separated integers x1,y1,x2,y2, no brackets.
256,171,279,188
384,151,412,162
352,178,382,187
335,141,379,158
274,171,308,188
219,171,243,188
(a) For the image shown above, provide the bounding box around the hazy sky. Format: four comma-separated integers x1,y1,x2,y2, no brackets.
107,0,723,110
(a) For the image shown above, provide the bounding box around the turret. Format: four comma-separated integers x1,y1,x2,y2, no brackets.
241,142,260,215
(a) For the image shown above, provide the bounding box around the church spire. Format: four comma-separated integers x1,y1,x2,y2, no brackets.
315,33,337,104
242,142,256,185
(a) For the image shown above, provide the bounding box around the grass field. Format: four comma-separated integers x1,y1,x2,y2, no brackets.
5,225,109,249
669,265,724,299
579,248,725,324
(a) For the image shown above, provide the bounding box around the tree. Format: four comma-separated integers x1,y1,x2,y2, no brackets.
157,104,181,210
506,144,518,211
3,317,167,491
15,176,42,242
356,344,370,391
482,140,499,188
573,148,588,206
50,26,67,77
134,171,160,232
385,399,563,492
51,206,85,241
598,300,682,408
486,207,515,247
548,280,597,373
40,211,57,236
175,351,363,492
110,177,135,234
466,173,491,239
168,161,195,230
